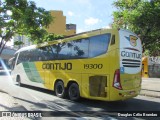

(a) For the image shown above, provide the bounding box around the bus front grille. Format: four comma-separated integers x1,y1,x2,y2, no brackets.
122,59,141,68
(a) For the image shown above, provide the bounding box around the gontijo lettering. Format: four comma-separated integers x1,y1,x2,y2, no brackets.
42,62,72,70
121,51,141,59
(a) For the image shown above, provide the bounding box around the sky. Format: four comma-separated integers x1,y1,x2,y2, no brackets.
5,0,116,47
30,0,116,33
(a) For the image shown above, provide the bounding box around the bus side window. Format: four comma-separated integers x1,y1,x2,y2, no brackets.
56,42,72,60
110,35,115,45
71,39,89,59
89,34,111,58
17,51,28,64
38,47,52,61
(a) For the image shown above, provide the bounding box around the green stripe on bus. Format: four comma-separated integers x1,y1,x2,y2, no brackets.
23,62,44,83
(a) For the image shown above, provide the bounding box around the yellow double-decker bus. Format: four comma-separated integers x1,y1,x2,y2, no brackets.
11,28,142,101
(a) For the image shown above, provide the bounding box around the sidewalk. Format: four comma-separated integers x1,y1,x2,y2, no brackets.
140,78,160,98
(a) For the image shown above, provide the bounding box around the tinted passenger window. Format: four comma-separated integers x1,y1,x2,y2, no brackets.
71,39,89,59
38,47,54,61
57,42,72,60
51,42,70,60
17,34,111,62
18,51,28,64
50,39,89,60
89,34,111,57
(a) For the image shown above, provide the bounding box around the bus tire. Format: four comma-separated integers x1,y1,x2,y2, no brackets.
54,81,66,98
16,75,21,86
68,83,80,101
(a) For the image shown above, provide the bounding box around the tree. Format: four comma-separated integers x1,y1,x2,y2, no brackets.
43,33,64,43
14,40,24,49
112,0,160,56
0,0,53,55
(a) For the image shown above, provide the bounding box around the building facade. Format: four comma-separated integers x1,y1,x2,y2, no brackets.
66,24,76,31
46,10,76,36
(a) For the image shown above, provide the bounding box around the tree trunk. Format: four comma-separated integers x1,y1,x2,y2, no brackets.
0,41,7,55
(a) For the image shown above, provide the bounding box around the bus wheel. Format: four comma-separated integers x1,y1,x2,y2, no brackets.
68,83,80,101
16,75,21,86
55,81,65,98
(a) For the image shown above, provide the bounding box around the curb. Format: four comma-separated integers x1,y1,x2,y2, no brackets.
0,89,9,94
140,89,160,98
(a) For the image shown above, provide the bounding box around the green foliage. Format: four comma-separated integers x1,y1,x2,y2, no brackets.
0,0,53,54
143,50,149,56
112,0,160,56
14,41,24,46
44,34,64,42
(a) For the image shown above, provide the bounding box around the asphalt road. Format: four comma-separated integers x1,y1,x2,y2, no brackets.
0,75,160,120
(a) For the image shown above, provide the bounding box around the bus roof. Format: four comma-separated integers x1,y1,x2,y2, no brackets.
15,45,37,54
46,28,117,44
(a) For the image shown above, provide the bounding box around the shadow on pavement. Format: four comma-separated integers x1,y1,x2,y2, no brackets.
13,84,160,120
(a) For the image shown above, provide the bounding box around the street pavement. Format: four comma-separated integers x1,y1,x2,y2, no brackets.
0,77,160,113
0,90,26,111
